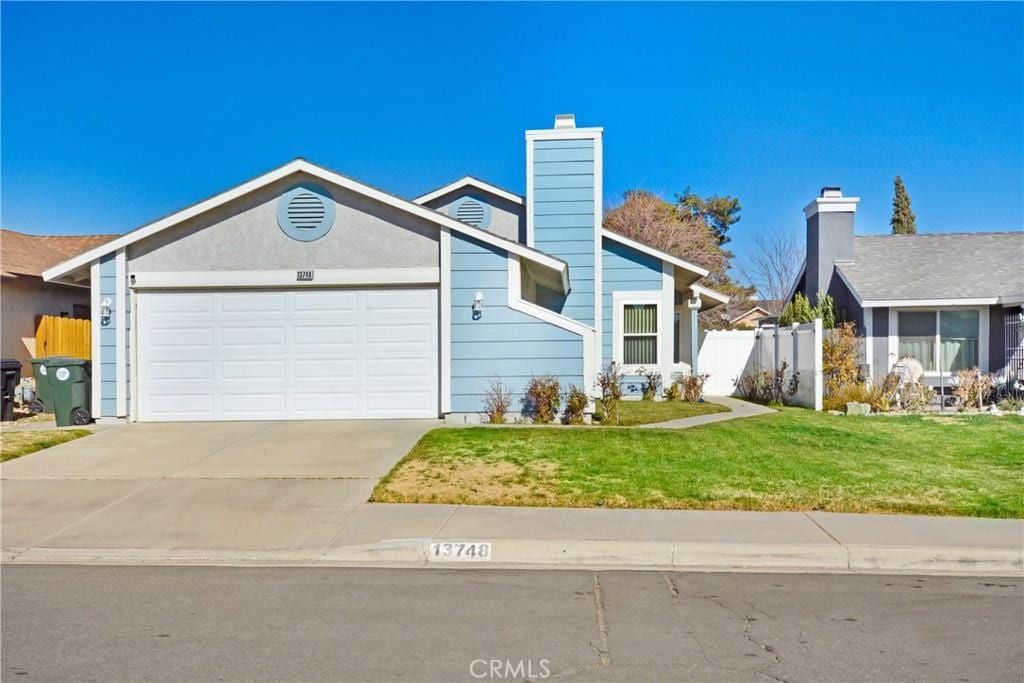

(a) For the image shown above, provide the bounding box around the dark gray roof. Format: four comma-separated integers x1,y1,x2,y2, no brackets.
836,232,1024,302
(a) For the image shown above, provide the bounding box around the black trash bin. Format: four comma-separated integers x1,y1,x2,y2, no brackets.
46,358,92,427
1,359,21,422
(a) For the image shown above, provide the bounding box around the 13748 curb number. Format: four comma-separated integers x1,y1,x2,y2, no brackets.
429,542,492,561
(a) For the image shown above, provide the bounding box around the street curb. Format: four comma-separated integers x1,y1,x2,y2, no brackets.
5,539,1021,576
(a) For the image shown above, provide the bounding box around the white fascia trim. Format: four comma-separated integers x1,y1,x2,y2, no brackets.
129,268,441,289
998,293,1024,306
89,260,102,415
862,297,999,308
690,283,730,306
43,159,567,284
413,176,524,206
525,138,535,247
507,255,598,395
114,249,127,417
803,196,861,219
833,266,864,304
524,127,604,139
611,290,663,374
439,228,452,414
601,230,710,278
592,132,603,375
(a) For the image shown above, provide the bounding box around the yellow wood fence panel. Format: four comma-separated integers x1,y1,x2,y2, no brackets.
35,315,91,360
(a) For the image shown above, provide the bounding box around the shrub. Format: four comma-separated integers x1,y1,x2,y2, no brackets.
675,372,709,402
822,382,872,412
522,375,562,423
823,322,861,403
779,291,837,329
663,381,681,401
736,362,800,406
638,367,662,401
595,361,624,424
952,368,995,410
482,379,513,424
563,385,589,424
998,396,1024,412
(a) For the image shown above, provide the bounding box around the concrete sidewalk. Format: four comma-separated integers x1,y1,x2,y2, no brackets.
6,503,1021,576
641,396,774,428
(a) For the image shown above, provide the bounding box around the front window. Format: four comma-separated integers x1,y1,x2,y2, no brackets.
622,303,658,365
898,309,980,373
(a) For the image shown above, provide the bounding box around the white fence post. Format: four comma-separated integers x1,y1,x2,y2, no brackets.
813,317,824,411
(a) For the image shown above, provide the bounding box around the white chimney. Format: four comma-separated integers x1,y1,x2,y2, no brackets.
553,113,576,129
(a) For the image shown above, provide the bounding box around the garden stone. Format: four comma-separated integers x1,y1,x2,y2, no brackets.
845,401,871,416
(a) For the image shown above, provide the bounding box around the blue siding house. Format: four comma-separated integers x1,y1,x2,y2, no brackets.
43,114,728,423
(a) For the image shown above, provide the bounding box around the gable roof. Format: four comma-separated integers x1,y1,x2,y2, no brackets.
1,229,118,279
836,232,1024,306
413,176,524,206
600,229,710,279
42,159,568,290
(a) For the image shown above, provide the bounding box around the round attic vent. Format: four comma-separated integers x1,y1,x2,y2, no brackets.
450,195,492,230
277,184,336,241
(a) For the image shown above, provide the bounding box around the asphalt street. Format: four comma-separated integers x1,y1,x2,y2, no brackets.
2,566,1021,682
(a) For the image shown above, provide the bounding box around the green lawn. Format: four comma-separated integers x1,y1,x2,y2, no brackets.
596,399,728,425
373,409,1024,518
1,429,91,462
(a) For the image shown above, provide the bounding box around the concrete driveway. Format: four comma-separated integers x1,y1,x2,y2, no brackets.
1,420,437,558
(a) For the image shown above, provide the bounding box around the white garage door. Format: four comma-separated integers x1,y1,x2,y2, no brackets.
136,288,438,421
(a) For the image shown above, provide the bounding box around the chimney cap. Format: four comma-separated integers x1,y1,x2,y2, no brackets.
553,113,576,129
804,186,860,218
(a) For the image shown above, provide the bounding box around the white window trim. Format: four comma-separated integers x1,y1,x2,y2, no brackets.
889,306,989,376
612,291,663,373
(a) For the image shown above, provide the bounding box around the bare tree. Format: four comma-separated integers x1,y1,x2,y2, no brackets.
603,190,726,274
738,229,803,313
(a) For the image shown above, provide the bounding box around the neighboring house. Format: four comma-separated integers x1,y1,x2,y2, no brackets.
1,229,118,375
711,301,781,329
788,187,1024,386
43,114,729,423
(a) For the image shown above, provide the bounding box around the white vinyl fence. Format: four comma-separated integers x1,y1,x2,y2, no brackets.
754,320,824,410
697,330,759,396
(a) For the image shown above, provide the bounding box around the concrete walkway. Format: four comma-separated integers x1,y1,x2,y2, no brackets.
5,501,1020,575
641,395,775,429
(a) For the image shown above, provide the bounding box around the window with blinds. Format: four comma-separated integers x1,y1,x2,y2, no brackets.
622,303,658,365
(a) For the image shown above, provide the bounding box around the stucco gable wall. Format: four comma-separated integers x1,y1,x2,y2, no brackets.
128,173,439,272
422,188,524,244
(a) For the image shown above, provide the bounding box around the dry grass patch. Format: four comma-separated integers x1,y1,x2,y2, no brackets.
1,429,91,462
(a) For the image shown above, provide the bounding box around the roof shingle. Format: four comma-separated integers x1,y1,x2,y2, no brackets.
1,229,119,279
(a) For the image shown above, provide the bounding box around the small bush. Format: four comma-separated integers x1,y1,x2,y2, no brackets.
736,362,800,406
638,367,662,401
998,396,1024,412
823,322,861,397
563,385,589,424
663,381,681,401
779,291,837,329
522,375,562,423
675,372,709,402
952,368,995,410
595,361,624,424
482,379,513,424
823,382,872,412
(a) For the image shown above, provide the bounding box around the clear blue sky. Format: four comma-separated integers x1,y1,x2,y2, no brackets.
3,1,1021,276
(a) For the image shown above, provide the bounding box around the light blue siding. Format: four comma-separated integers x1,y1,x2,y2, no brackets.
450,234,584,414
98,254,117,417
601,238,663,395
531,137,595,325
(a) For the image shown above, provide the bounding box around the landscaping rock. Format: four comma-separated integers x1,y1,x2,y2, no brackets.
845,401,872,416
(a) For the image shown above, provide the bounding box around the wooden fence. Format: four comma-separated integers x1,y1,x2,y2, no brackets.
35,315,91,359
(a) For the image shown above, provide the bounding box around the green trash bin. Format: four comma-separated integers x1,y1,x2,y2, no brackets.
29,357,56,414
46,357,92,427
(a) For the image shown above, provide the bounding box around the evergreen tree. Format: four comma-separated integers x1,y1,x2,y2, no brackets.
890,176,917,235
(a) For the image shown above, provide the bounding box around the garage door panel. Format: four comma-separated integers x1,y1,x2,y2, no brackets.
138,288,438,421
219,292,286,314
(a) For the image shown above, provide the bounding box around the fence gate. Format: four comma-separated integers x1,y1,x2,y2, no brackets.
35,315,91,359
1006,308,1024,382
